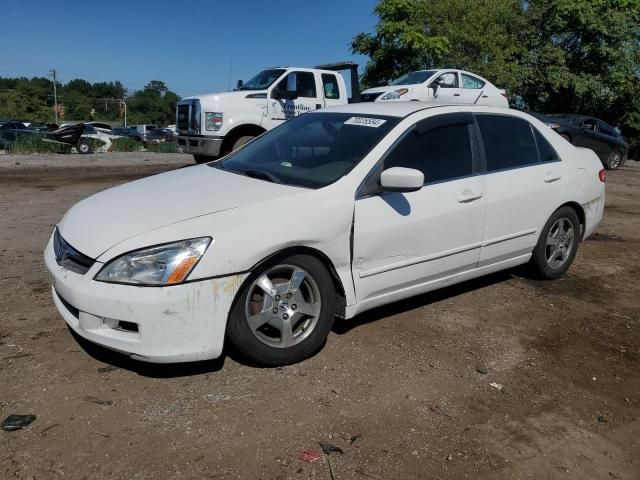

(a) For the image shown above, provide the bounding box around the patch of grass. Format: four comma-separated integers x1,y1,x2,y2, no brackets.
110,137,143,152
147,141,177,153
4,133,70,154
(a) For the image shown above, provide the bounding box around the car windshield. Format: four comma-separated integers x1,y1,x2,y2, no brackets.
211,112,400,189
237,69,286,90
389,70,437,86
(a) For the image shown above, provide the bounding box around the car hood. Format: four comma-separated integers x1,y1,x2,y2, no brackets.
58,165,305,259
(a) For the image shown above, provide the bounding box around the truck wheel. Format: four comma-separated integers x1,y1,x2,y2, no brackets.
77,141,92,154
227,255,336,366
232,135,254,151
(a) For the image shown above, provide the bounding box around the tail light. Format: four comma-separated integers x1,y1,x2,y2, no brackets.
598,169,606,182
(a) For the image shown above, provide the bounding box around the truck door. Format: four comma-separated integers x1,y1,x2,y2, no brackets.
321,73,343,108
267,71,321,129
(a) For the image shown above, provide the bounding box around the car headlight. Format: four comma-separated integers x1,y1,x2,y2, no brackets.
546,123,560,129
380,88,409,101
205,112,223,131
95,237,212,286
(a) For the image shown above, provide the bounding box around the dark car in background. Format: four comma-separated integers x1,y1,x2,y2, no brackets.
27,122,59,132
0,121,27,131
145,128,175,144
533,114,629,170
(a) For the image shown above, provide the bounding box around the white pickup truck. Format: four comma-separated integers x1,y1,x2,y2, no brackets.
176,62,360,163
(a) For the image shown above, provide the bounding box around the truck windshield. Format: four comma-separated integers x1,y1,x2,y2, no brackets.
211,112,400,189
237,69,286,90
389,70,437,85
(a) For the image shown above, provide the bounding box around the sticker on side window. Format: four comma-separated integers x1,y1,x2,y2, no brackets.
344,117,387,128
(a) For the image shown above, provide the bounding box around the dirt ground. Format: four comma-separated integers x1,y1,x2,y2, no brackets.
0,152,638,480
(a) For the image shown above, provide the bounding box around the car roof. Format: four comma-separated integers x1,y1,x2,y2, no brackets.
309,102,514,118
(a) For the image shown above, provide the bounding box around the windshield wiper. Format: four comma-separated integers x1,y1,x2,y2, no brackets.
242,169,282,184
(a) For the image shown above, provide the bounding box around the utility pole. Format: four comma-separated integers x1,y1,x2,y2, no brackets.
50,69,58,124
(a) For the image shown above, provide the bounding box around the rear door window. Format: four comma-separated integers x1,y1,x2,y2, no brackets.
321,74,340,99
461,74,485,89
476,115,539,171
533,129,560,163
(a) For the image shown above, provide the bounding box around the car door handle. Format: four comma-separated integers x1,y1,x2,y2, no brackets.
457,191,483,203
544,173,562,183
453,93,461,96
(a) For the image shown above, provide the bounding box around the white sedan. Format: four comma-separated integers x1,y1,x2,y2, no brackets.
361,69,509,108
45,103,604,366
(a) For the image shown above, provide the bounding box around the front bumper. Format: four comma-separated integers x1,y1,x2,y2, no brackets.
44,236,247,363
177,135,223,157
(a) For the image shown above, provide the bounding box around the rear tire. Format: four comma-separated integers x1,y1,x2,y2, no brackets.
227,255,336,366
605,149,623,170
529,207,580,279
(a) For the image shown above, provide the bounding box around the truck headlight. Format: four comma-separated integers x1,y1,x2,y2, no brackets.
205,112,223,131
95,238,211,286
380,88,409,101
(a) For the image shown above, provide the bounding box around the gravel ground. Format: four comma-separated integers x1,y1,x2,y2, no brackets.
0,153,639,480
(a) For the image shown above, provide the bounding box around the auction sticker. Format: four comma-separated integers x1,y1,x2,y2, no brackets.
344,117,387,128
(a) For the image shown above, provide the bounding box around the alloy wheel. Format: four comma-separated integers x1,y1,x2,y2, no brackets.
545,217,575,269
244,265,322,348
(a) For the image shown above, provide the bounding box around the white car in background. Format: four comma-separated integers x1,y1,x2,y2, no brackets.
45,103,604,366
361,69,509,107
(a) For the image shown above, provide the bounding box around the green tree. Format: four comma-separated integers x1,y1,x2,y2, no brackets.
351,0,524,89
353,0,640,155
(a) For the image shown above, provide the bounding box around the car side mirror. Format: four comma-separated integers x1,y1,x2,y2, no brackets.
429,81,440,98
236,79,243,90
379,167,424,193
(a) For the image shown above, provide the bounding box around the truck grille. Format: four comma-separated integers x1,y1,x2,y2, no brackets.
177,104,190,131
176,100,201,134
53,228,95,275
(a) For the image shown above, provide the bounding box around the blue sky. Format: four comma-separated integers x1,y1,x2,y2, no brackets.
0,0,378,97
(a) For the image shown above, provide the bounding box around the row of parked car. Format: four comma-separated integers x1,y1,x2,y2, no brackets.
0,119,177,152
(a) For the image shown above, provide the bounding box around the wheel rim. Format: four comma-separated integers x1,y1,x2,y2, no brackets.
545,217,575,269
244,264,322,348
609,151,621,169
79,144,88,153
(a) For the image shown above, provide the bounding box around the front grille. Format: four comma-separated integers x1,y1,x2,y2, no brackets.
177,104,189,131
53,228,95,275
361,92,383,102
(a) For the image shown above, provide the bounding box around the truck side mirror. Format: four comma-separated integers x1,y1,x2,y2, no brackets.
236,79,243,90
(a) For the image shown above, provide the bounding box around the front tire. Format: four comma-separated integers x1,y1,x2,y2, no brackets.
227,255,336,366
77,141,91,154
232,135,255,151
529,207,580,279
